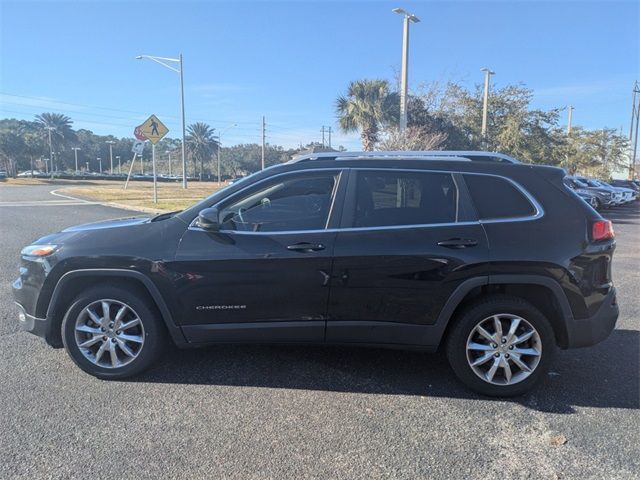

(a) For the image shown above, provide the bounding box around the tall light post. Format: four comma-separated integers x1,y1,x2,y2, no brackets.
72,147,81,174
392,8,420,133
567,105,574,135
216,123,237,184
106,140,115,174
629,81,640,180
98,157,102,173
165,150,172,176
45,126,55,179
481,67,495,147
116,155,121,174
136,53,187,189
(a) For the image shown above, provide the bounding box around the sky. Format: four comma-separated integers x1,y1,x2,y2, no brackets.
0,0,638,150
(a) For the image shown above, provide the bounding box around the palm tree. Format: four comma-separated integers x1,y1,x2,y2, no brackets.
336,79,398,151
186,122,219,179
34,112,75,144
34,113,76,170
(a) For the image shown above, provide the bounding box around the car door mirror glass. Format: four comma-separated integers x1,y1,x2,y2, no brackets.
196,207,221,231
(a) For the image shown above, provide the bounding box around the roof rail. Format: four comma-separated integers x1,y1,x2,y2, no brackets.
290,150,520,164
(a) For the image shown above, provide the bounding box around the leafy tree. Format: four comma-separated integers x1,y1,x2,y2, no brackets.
336,79,397,151
220,143,295,177
0,131,26,175
379,126,447,151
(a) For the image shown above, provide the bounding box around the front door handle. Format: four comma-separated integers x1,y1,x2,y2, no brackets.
287,242,325,252
437,238,478,249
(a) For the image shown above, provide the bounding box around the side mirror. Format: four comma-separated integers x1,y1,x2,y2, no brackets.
196,207,221,231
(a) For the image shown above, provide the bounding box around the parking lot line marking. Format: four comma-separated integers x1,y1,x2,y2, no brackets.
0,202,99,207
50,189,93,203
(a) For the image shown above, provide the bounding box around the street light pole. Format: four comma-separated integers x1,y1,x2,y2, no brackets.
393,8,420,133
72,147,81,174
481,67,495,148
98,157,102,173
106,140,115,174
46,127,54,179
166,151,172,176
179,53,187,189
116,156,121,174
135,53,188,189
567,105,574,135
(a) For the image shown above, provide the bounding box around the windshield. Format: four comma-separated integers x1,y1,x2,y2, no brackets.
583,179,602,188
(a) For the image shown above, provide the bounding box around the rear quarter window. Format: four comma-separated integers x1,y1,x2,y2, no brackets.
463,174,537,220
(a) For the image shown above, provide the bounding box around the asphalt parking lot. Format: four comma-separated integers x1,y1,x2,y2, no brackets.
0,184,638,479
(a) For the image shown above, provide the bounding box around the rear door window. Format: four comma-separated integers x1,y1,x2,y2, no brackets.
463,174,537,220
352,171,469,227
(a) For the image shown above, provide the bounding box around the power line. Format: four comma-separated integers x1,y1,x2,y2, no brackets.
0,92,261,127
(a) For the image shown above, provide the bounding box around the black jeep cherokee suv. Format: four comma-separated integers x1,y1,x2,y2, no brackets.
12,151,618,396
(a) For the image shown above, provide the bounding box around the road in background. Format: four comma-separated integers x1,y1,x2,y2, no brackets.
0,184,638,479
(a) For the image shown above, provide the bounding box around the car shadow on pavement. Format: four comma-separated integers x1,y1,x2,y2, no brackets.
132,328,639,413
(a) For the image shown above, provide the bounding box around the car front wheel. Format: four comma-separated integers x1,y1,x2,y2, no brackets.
61,285,166,379
446,295,556,397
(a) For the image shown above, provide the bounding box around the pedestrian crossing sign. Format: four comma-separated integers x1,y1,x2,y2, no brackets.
139,114,169,144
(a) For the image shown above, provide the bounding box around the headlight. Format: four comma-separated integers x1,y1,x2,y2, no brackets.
21,244,59,257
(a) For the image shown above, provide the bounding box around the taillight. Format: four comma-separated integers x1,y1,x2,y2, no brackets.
592,220,614,241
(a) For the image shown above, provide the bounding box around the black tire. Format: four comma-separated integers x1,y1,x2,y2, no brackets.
445,294,556,397
61,285,166,379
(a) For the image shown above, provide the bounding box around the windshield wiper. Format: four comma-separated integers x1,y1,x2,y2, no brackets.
151,210,181,222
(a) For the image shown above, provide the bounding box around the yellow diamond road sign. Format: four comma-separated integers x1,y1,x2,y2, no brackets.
139,114,169,144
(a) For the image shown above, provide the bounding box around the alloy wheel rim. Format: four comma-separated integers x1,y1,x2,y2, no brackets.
74,299,145,369
466,313,542,386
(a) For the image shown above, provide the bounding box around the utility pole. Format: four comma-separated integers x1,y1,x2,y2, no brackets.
98,157,102,173
106,140,115,174
320,126,332,148
629,81,640,180
72,147,81,174
261,116,266,170
566,106,574,173
567,105,574,135
393,8,420,133
46,126,54,180
481,67,495,148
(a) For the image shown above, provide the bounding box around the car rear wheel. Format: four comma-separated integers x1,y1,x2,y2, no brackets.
62,285,166,379
446,295,556,397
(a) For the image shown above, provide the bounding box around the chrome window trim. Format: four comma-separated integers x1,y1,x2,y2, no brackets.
188,167,544,235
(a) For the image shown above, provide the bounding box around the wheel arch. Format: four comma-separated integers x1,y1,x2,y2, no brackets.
437,275,573,349
45,269,187,348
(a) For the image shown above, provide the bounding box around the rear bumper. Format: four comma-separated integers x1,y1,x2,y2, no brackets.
565,288,618,348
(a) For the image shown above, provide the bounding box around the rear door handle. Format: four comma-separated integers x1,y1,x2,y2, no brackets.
437,238,478,249
287,242,325,252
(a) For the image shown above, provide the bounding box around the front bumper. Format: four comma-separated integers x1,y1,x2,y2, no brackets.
14,302,49,338
565,288,618,348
